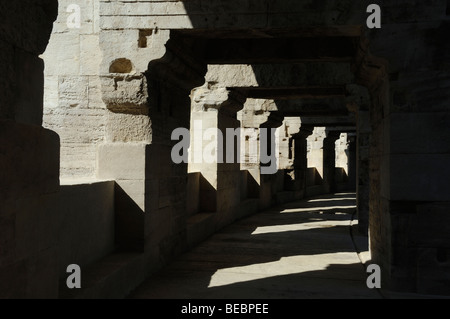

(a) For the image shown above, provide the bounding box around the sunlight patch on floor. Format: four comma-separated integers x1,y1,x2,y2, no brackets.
307,197,356,203
207,253,359,288
280,205,356,214
250,220,350,235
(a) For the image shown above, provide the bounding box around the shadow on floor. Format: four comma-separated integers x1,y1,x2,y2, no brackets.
128,193,377,299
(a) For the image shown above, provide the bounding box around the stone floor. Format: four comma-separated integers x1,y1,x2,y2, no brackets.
128,192,387,299
128,192,450,300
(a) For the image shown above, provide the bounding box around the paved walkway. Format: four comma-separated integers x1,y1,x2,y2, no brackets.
128,192,386,299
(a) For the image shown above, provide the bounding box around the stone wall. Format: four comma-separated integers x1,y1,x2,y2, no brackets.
15,0,449,297
0,0,59,298
57,181,115,277
363,1,450,294
42,0,105,180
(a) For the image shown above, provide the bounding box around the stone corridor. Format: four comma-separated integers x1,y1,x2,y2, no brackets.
1,1,449,299
128,192,379,299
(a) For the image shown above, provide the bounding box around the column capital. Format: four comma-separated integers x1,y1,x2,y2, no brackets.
260,111,284,129
292,125,314,139
192,85,247,116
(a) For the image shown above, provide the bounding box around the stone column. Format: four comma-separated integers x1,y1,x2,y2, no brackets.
258,112,283,209
238,99,282,209
0,1,59,298
307,127,327,179
286,125,314,199
346,133,357,191
347,85,371,235
323,130,341,194
190,85,247,227
98,32,207,261
354,108,370,235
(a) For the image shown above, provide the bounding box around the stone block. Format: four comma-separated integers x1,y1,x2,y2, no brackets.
44,76,59,109
97,142,147,180
412,202,450,247
57,181,115,276
388,154,450,201
416,247,450,295
0,121,60,202
51,0,95,35
59,76,89,108
87,76,107,109
115,182,146,252
106,112,152,143
186,173,200,216
186,213,216,248
80,35,102,76
217,187,241,216
389,112,450,154
158,177,181,209
100,75,148,112
199,173,217,213
59,143,98,178
145,206,173,245
115,179,145,211
14,193,58,261
0,192,59,299
42,33,80,76
44,108,106,143
144,179,160,213
99,28,170,74
145,144,174,180
24,247,59,298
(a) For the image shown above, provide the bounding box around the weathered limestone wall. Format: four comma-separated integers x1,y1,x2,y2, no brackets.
363,2,450,294
57,181,115,277
0,0,59,298
42,0,105,180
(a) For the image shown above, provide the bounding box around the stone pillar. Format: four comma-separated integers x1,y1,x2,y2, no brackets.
347,85,371,236
258,112,283,209
355,109,371,235
346,133,357,191
307,127,327,179
98,32,207,263
189,85,247,227
286,126,314,199
0,1,60,298
238,99,282,209
323,130,341,194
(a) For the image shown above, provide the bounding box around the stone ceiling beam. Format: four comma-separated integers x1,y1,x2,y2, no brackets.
244,86,346,100
203,36,358,64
